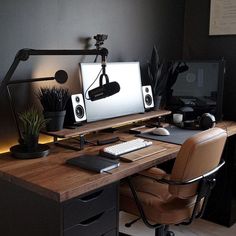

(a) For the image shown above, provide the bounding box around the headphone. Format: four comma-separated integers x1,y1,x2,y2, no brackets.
179,113,216,130
199,113,216,130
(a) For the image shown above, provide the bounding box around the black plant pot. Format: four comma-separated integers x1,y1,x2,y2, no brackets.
44,110,66,132
23,134,39,152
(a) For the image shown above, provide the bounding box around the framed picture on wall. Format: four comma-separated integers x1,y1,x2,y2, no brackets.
209,0,236,35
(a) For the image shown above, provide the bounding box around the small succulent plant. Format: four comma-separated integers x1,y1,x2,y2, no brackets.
19,107,48,137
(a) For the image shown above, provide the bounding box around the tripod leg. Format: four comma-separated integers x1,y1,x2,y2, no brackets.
125,217,141,227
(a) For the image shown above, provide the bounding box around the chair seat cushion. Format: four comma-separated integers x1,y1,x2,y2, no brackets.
120,170,197,225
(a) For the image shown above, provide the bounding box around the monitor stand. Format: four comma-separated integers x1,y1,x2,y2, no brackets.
64,122,83,129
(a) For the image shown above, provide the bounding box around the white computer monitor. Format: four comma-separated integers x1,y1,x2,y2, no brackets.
80,62,145,122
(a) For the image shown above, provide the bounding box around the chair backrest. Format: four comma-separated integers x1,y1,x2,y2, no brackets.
169,127,227,199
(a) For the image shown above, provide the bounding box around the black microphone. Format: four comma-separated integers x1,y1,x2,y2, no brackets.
88,81,120,101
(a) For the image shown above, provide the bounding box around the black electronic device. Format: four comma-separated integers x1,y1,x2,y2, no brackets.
88,81,120,101
176,113,216,130
97,137,120,145
166,59,225,121
66,155,120,173
64,94,86,125
178,106,195,121
199,113,216,130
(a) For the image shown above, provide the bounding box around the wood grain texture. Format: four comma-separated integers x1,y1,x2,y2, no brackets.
0,131,179,202
0,119,235,203
42,110,171,138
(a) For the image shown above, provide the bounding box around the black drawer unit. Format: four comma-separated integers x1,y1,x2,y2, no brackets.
63,183,118,229
64,208,117,236
63,182,119,235
0,175,119,236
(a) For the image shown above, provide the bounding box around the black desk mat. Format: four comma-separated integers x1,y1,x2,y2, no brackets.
137,126,201,145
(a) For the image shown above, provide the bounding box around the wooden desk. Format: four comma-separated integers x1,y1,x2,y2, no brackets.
0,133,179,203
0,135,179,236
0,119,236,235
0,110,177,236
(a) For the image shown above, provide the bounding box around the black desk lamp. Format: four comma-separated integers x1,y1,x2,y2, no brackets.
0,47,117,154
6,70,69,145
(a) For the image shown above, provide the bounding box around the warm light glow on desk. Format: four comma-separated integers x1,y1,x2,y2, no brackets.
0,135,53,154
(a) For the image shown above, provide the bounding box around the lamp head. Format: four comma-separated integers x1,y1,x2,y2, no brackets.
54,70,68,84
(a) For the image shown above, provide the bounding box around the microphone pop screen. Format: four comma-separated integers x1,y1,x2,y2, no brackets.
88,81,120,101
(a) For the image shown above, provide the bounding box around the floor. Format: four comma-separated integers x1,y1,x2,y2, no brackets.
119,212,236,236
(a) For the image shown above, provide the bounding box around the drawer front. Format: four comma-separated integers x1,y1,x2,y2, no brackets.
64,208,117,236
63,183,118,229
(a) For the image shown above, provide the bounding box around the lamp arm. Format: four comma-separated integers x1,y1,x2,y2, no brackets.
18,48,108,61
0,47,108,94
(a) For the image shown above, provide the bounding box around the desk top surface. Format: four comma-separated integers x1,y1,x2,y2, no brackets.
0,120,235,203
0,132,179,202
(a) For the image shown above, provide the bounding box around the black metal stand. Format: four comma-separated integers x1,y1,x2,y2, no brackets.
54,134,86,151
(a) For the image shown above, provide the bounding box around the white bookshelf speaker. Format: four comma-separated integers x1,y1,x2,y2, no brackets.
142,85,154,109
65,94,87,125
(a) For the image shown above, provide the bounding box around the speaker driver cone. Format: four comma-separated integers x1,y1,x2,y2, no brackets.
145,94,152,106
75,105,84,119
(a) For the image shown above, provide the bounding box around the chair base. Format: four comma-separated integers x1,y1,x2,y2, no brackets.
166,231,175,236
155,225,175,236
125,217,141,227
124,213,175,236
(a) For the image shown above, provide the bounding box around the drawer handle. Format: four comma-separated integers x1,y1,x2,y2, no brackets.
80,190,103,202
79,212,104,226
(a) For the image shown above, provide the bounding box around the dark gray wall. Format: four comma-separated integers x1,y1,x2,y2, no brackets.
184,0,236,120
0,0,185,151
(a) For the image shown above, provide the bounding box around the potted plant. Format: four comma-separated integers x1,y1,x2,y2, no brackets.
19,107,48,152
37,87,70,131
147,45,172,110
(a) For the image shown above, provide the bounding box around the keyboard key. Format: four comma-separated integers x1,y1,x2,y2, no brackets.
100,138,152,159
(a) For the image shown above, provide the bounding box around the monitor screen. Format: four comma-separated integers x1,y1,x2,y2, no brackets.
80,62,145,122
167,60,225,120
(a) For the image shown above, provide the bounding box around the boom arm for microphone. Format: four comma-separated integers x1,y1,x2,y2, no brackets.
87,58,121,101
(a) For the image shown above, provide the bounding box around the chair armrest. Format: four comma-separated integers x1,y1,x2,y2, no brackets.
138,159,225,186
138,167,168,180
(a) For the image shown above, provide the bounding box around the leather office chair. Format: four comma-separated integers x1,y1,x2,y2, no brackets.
120,127,227,236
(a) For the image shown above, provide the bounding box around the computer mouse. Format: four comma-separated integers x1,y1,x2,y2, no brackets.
152,127,170,136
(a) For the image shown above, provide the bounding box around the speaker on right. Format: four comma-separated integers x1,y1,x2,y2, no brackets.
142,85,154,109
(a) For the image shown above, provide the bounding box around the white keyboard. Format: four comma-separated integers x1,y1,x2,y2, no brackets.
100,138,152,159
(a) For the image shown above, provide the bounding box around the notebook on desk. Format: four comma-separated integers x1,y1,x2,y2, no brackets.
66,155,120,173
